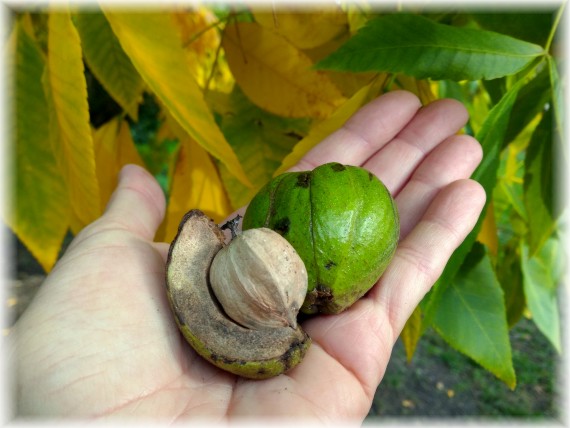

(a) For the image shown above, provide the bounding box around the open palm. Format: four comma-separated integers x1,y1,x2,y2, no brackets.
13,91,485,422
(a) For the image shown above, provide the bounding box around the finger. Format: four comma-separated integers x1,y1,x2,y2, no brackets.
153,242,171,263
369,179,486,340
396,134,483,239
363,98,469,194
103,164,166,241
290,91,422,172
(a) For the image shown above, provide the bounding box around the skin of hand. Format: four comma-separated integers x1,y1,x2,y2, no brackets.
9,91,485,422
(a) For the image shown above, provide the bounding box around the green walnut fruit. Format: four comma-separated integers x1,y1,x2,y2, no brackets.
243,162,399,315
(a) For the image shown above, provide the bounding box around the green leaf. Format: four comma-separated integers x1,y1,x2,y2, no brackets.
213,86,311,209
74,12,144,121
471,12,553,46
482,77,507,105
547,56,563,142
521,237,563,353
4,21,69,272
316,14,545,81
423,78,525,327
504,67,550,145
524,108,555,255
433,243,516,389
496,239,526,328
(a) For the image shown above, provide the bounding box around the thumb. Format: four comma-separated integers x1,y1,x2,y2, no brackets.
102,164,166,241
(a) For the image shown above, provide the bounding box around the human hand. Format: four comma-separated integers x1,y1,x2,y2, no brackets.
11,91,485,422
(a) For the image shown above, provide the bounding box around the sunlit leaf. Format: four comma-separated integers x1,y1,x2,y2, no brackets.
162,138,232,243
93,118,146,210
401,306,423,363
74,12,144,121
343,1,372,34
223,21,345,118
103,11,251,187
433,243,516,389
275,76,387,175
252,8,348,49
214,86,311,209
521,237,563,353
493,141,529,247
317,14,545,81
302,31,377,98
5,22,69,272
47,10,101,228
393,75,437,105
476,200,498,255
172,8,234,93
465,83,491,136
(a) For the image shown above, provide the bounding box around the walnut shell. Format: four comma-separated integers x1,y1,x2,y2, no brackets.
210,228,308,330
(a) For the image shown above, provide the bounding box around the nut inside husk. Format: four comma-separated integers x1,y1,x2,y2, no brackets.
210,228,308,330
165,210,311,379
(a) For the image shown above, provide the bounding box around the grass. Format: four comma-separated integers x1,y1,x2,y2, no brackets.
367,316,560,420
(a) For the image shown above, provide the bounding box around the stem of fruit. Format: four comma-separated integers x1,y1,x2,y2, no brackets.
221,214,242,240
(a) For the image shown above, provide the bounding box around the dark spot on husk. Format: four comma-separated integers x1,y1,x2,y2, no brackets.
274,217,290,235
284,131,304,141
324,260,336,270
281,339,305,371
331,163,346,172
316,284,333,302
210,353,242,366
368,171,374,181
296,172,311,188
257,368,267,376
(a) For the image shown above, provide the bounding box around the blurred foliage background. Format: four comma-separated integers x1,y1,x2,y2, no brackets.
3,2,566,403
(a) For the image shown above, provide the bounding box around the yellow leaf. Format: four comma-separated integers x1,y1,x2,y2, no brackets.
93,118,146,210
161,138,232,243
103,12,251,188
477,201,498,256
172,7,234,93
252,8,348,49
223,22,345,119
343,1,372,34
401,306,423,363
394,75,438,105
5,21,69,272
214,86,311,210
20,13,37,40
302,31,377,98
74,12,145,121
274,75,387,175
467,85,491,136
47,10,100,228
